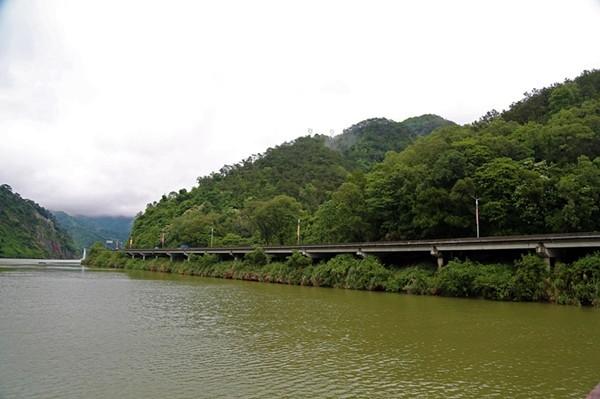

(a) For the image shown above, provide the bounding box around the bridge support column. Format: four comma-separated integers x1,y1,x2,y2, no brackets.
131,254,135,260
142,254,146,261
168,253,173,262
356,249,366,259
536,243,557,270
228,251,239,261
184,253,191,262
436,255,445,269
300,251,318,263
431,247,445,270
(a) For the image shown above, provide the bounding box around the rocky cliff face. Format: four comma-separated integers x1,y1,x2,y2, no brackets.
0,184,77,259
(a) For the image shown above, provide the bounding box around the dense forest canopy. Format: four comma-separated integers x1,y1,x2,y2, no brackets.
0,185,76,258
325,114,453,169
130,69,600,248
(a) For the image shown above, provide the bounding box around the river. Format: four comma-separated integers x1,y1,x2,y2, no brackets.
0,265,599,398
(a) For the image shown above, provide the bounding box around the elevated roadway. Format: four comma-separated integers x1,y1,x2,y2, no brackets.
125,232,600,268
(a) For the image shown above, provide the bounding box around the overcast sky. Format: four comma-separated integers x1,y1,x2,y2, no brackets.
1,0,599,217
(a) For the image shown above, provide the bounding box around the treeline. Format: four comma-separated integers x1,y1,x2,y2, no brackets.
130,69,600,248
84,245,600,306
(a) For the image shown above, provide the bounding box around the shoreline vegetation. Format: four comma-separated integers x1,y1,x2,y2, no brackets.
85,244,600,307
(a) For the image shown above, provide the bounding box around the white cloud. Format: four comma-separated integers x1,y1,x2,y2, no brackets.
0,0,599,216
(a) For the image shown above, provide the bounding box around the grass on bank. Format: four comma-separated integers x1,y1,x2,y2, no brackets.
84,244,600,306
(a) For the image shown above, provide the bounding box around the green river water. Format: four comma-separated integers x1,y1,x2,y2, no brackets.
0,265,599,398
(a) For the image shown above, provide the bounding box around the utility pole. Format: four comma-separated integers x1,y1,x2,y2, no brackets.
475,197,480,238
210,227,214,248
297,218,301,245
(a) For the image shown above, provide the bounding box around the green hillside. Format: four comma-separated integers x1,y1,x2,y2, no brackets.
131,68,600,248
501,69,600,124
0,185,77,259
53,211,133,254
326,114,453,169
130,115,449,247
311,69,600,242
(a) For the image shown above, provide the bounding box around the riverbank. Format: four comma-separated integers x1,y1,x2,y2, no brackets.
84,245,600,306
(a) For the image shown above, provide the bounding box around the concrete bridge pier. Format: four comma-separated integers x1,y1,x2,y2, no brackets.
301,250,321,262
229,251,240,261
430,247,445,269
536,243,558,270
436,255,445,269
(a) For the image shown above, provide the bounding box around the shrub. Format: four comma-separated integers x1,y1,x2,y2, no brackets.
85,243,106,264
386,266,434,295
286,250,312,268
83,244,129,269
244,247,270,266
261,262,290,283
196,254,220,267
345,256,390,290
473,264,514,300
300,265,315,286
311,255,355,287
512,255,549,301
433,260,480,297
555,253,600,306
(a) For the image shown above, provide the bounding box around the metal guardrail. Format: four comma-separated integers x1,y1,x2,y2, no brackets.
123,232,600,257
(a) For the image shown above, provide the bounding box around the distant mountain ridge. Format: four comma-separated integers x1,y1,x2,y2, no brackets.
53,211,133,254
0,184,76,259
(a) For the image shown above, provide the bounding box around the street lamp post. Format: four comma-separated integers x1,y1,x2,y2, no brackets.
475,197,480,238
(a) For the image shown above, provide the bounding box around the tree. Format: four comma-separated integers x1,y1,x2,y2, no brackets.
168,208,218,247
474,158,535,235
248,195,302,245
548,156,600,232
548,82,581,114
309,180,371,243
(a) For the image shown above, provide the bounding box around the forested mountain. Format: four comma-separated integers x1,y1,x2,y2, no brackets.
130,115,448,247
131,69,600,248
0,185,77,258
500,69,600,124
326,114,453,169
53,211,133,254
312,69,600,242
